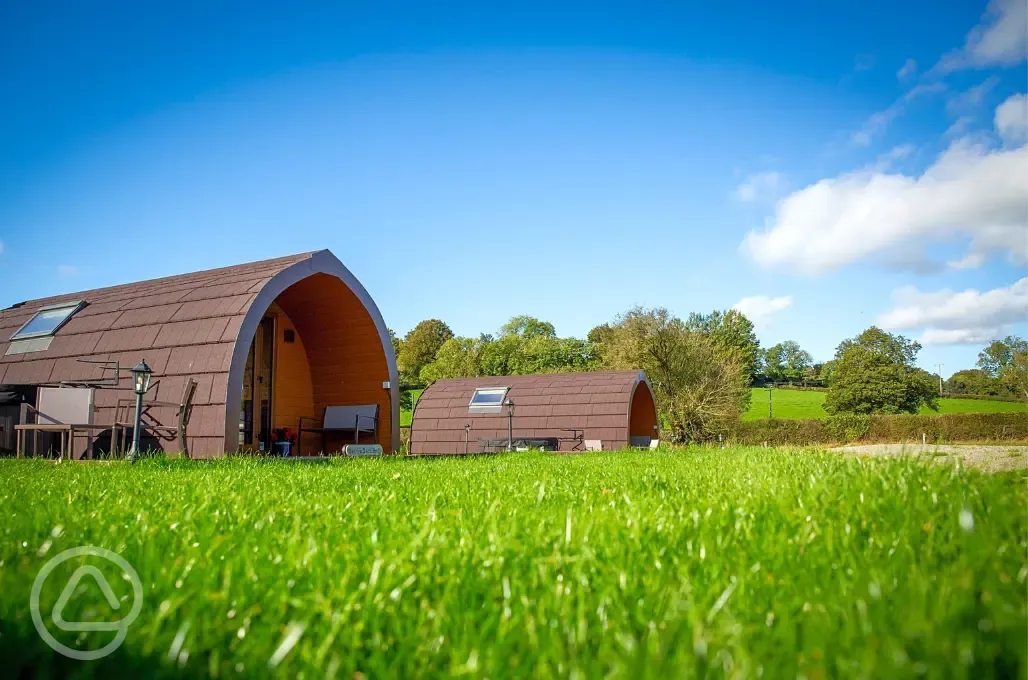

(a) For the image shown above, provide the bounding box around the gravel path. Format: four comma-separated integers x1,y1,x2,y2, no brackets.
834,444,1028,473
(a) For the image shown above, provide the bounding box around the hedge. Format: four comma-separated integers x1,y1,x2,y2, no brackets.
940,392,1026,404
729,411,1028,446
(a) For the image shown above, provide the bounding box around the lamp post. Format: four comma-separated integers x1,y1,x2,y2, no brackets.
505,398,515,452
126,359,152,462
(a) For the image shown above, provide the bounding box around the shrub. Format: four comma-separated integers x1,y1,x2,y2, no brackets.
729,411,1028,446
822,414,873,442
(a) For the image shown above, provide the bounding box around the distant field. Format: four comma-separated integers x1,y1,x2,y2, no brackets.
744,388,1027,421
404,387,1025,425
1,450,1024,677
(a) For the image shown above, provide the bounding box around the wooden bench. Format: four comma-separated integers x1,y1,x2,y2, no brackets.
298,405,378,456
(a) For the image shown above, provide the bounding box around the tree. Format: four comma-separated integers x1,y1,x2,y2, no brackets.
763,340,813,383
419,337,485,383
587,323,614,346
600,307,750,442
685,309,762,382
824,327,939,415
388,329,402,360
479,330,595,376
397,320,453,385
500,315,556,339
977,336,1028,398
945,368,1000,396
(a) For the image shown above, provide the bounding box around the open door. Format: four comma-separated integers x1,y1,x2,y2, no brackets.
239,317,275,451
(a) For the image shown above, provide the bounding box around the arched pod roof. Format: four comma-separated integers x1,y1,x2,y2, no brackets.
410,370,656,454
0,250,398,456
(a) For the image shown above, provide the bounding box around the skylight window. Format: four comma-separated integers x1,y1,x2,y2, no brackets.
10,301,85,341
468,387,509,413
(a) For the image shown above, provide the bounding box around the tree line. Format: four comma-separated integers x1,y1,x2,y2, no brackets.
390,311,1027,442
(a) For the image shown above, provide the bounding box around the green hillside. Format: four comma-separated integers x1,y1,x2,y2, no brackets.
744,387,1028,421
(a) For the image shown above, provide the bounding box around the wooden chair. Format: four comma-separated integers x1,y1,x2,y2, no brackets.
112,378,197,458
15,387,95,459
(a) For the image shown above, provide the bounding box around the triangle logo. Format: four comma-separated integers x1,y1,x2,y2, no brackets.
51,566,123,632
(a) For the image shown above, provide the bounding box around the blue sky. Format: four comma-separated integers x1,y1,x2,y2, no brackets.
1,1,1025,376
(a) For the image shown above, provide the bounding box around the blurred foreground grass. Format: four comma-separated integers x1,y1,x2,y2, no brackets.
0,449,1024,678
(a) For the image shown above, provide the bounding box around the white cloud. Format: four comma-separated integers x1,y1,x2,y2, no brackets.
56,265,78,277
851,82,947,146
946,76,999,116
873,144,916,170
742,122,1028,274
732,295,793,329
733,171,783,202
920,328,1005,345
896,58,918,81
935,0,1028,72
878,278,1028,345
945,115,975,137
995,93,1028,145
0,240,4,256
946,252,987,270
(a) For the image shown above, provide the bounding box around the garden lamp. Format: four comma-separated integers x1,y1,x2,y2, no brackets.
131,359,152,395
127,359,152,462
505,398,515,451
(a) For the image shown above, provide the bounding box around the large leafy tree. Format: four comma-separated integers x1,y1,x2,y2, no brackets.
500,315,556,339
600,307,750,441
419,337,486,383
763,340,813,383
977,336,1028,398
419,317,596,382
685,309,762,382
824,327,939,415
397,319,454,386
388,329,402,360
945,368,1001,396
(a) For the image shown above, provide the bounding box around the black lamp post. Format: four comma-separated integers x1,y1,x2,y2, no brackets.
127,359,152,462
505,398,515,451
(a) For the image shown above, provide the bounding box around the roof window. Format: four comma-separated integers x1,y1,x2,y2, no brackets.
468,387,509,413
9,301,85,341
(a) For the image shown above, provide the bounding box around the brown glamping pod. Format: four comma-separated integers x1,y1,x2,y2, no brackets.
0,250,398,458
410,370,658,454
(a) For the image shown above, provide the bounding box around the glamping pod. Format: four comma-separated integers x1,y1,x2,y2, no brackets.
410,370,658,454
0,250,398,457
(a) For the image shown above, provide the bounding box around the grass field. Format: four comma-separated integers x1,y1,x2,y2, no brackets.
744,388,1027,421
1,450,1024,678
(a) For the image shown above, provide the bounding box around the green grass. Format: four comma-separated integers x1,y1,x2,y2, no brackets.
744,388,1028,421
1,450,1024,678
401,388,425,427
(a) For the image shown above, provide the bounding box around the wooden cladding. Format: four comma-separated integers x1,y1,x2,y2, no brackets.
274,274,392,453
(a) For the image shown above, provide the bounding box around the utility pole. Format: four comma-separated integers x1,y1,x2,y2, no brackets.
936,363,944,395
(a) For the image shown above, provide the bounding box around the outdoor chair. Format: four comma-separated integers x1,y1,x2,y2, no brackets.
112,378,197,458
15,387,97,459
298,404,378,456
